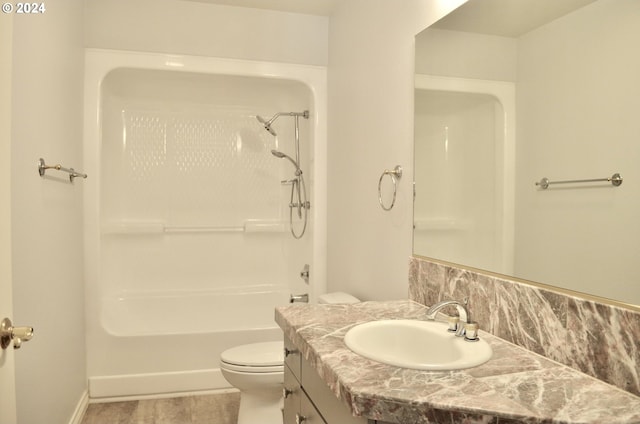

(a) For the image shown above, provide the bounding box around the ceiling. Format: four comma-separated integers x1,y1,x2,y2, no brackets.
430,0,597,37
180,0,598,31
180,0,339,16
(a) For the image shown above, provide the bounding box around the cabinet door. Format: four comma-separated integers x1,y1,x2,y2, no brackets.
283,364,301,424
284,336,301,380
301,358,369,424
299,391,327,424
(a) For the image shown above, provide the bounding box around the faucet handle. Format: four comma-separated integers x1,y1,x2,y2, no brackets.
447,316,459,333
463,322,480,342
300,264,310,284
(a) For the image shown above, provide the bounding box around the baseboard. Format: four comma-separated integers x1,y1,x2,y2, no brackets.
89,368,230,399
69,390,89,424
89,388,239,404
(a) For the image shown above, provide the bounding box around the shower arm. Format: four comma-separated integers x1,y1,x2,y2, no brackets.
257,110,308,140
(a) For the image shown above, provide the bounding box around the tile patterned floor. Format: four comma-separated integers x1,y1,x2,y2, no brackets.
81,391,240,424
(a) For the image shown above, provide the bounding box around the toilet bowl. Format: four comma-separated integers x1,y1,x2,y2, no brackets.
220,292,360,424
220,341,284,424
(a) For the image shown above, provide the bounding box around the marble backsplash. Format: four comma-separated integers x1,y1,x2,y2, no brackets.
409,256,640,397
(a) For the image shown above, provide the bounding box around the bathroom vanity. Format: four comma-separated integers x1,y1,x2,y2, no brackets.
277,300,640,424
283,336,387,424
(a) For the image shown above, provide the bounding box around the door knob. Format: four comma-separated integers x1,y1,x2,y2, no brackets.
1,317,34,350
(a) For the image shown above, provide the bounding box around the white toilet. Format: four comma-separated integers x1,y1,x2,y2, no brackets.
220,292,360,424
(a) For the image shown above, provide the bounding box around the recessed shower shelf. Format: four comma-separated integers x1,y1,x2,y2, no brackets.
101,220,288,235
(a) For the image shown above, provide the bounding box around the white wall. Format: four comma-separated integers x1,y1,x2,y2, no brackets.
85,0,329,66
326,0,466,301
10,0,87,422
415,28,517,82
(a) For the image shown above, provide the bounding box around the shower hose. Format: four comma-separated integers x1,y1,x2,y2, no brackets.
288,174,309,239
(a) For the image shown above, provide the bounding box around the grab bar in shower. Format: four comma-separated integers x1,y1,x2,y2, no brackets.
535,173,623,190
38,158,87,182
163,226,244,234
101,220,287,235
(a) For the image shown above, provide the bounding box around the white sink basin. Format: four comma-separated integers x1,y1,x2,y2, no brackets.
344,319,492,371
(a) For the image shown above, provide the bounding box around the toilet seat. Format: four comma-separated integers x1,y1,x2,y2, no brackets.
220,341,284,373
221,363,283,373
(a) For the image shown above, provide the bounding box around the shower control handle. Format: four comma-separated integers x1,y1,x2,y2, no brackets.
300,264,310,284
295,413,307,424
290,293,309,303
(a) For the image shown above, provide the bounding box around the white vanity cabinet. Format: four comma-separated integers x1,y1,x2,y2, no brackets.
283,336,393,424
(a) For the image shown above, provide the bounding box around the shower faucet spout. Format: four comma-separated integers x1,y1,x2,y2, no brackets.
290,293,309,303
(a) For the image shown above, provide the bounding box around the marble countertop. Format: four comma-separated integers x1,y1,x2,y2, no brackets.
275,300,640,424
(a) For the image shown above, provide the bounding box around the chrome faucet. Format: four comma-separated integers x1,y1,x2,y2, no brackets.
425,299,479,340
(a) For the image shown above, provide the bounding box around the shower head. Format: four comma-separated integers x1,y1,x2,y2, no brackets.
256,115,278,136
271,149,300,173
256,111,308,137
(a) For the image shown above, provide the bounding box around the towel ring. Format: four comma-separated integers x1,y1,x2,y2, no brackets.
378,165,403,211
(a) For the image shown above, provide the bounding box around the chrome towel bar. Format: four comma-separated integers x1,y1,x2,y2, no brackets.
38,158,87,182
535,173,622,190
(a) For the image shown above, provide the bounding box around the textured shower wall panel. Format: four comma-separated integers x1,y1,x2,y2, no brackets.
99,68,313,294
117,109,281,226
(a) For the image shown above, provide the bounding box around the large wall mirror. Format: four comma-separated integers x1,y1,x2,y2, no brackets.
414,0,640,306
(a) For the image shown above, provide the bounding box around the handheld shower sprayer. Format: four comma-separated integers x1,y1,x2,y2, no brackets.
271,150,301,175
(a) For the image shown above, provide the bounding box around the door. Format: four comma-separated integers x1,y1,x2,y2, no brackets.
0,12,17,424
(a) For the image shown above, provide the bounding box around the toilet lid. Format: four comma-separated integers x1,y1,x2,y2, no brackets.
221,341,284,367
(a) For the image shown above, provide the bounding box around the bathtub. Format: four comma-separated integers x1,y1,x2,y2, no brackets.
89,286,289,398
101,286,290,337
83,49,327,399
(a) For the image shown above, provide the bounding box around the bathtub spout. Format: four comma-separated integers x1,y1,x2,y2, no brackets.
289,293,309,303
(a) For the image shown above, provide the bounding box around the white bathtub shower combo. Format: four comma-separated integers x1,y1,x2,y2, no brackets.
83,49,327,398
413,74,515,276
